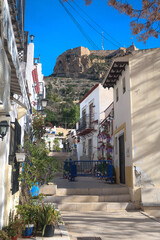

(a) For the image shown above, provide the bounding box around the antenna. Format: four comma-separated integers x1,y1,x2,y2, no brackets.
102,32,104,50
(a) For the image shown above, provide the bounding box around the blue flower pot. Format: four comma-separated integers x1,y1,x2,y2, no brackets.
23,224,34,237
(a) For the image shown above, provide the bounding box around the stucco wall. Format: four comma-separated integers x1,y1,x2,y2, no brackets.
130,49,160,188
0,132,10,228
99,85,113,121
113,65,133,187
78,84,113,161
26,43,34,98
80,85,100,121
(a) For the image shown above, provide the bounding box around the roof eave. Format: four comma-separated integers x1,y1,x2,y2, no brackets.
102,56,129,88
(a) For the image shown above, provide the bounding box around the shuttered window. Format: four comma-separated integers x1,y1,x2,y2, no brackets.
9,119,21,195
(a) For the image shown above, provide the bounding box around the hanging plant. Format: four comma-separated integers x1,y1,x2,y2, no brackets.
107,148,113,153
107,153,112,160
100,144,105,150
106,142,112,149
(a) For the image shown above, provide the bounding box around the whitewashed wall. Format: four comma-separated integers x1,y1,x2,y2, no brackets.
113,65,132,169
78,84,113,161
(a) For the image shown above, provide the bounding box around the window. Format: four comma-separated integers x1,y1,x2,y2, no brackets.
115,137,118,155
89,102,94,127
116,88,119,102
123,77,126,94
83,141,86,154
82,109,86,128
88,139,92,160
9,119,21,195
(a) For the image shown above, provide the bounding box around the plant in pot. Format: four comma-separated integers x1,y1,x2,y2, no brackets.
0,215,23,240
38,203,62,237
16,203,39,237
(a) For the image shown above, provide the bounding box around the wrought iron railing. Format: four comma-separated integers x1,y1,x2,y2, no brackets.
63,160,113,182
77,114,94,132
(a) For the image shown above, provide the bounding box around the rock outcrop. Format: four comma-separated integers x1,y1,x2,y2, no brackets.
52,45,138,80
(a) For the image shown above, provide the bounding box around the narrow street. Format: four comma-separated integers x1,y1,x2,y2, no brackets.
62,211,160,240
47,176,160,240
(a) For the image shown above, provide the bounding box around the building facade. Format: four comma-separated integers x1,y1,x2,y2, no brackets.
103,47,160,209
77,84,113,161
0,0,33,228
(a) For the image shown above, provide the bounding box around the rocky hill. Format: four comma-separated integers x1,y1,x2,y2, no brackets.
51,46,136,80
44,45,138,127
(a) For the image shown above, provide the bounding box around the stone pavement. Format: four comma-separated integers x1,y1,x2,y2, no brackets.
52,176,126,189
61,211,160,240
40,177,160,239
18,223,70,240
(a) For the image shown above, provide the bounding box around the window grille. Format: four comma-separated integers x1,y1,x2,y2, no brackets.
9,119,21,195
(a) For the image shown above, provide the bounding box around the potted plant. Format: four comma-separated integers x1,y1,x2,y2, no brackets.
0,216,23,240
16,145,26,162
38,203,62,237
16,203,39,237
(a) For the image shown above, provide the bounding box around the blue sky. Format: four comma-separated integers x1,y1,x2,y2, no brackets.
25,0,160,76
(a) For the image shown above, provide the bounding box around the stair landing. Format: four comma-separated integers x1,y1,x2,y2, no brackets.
45,177,136,211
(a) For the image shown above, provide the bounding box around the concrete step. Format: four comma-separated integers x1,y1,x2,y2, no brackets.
56,187,129,196
44,194,130,203
57,202,136,212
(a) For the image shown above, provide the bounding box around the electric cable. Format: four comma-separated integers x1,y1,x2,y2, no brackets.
59,0,100,50
66,0,120,48
72,0,122,47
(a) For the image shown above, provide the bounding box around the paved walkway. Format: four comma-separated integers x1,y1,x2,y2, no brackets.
52,176,125,189
51,177,160,240
61,211,160,240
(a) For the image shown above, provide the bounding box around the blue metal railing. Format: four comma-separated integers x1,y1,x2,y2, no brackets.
63,160,113,183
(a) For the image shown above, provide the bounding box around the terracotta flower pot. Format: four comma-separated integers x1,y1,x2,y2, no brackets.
11,236,18,240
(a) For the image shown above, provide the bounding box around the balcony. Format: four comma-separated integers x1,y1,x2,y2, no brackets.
8,0,25,49
77,114,95,136
1,0,30,112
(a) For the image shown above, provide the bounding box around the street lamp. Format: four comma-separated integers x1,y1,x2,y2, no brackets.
30,35,35,42
0,121,9,140
41,99,48,109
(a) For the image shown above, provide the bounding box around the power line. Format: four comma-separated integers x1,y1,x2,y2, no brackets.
59,0,100,50
66,1,120,48
71,0,122,48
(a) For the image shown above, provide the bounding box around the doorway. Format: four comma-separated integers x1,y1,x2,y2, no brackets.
119,134,125,184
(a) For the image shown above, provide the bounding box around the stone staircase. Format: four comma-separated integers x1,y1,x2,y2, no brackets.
44,185,136,212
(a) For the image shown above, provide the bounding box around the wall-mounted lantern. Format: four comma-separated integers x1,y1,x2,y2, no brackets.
30,35,35,42
41,99,48,109
0,121,9,140
16,152,25,163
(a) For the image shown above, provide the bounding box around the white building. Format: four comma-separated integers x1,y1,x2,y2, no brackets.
0,0,32,228
77,84,113,161
103,47,160,215
26,41,46,112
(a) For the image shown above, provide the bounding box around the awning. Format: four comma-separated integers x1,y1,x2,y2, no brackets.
32,67,40,94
